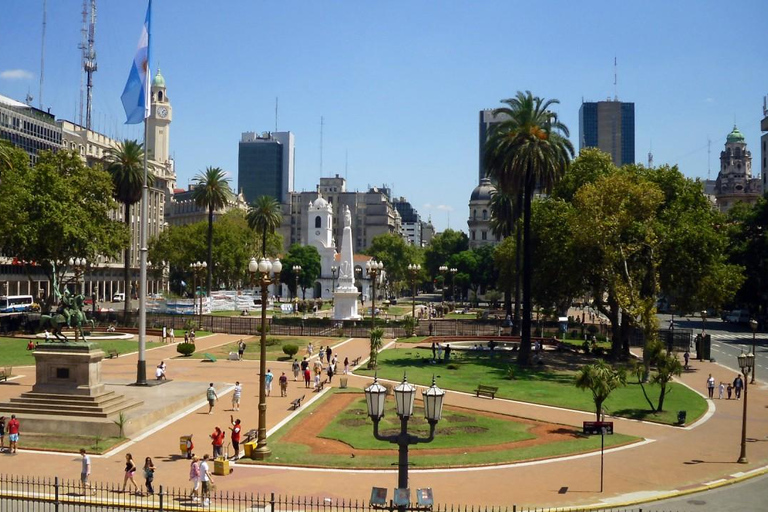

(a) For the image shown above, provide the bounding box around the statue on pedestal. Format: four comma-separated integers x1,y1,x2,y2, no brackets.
39,263,94,343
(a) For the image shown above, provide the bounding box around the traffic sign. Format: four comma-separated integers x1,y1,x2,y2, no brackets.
583,421,614,435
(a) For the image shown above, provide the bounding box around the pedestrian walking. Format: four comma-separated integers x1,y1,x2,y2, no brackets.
229,416,241,460
304,368,311,388
314,372,321,390
206,383,218,414
733,374,744,399
189,456,201,502
306,342,314,357
162,326,167,343
343,356,349,374
327,363,334,383
122,453,139,493
210,427,225,458
279,372,288,396
79,449,94,495
431,341,436,360
184,331,189,343
319,347,325,364
444,344,451,361
0,416,5,453
237,339,246,360
265,369,274,396
200,454,214,506
326,346,332,363
727,383,733,399
718,382,724,400
7,414,19,454
706,374,715,399
232,381,242,411
185,435,194,459
437,343,443,361
143,457,156,494
292,359,300,381
683,350,690,370
169,329,175,343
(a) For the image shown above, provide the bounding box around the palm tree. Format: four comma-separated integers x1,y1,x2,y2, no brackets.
246,195,282,258
490,189,522,328
192,167,233,296
104,140,154,318
575,361,627,421
485,91,574,364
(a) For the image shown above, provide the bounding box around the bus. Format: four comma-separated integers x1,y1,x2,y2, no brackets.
0,295,34,313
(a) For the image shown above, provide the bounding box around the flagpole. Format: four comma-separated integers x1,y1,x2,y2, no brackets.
137,116,148,386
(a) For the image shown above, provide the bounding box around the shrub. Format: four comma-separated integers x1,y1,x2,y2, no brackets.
177,342,195,357
403,316,416,337
257,322,270,335
282,343,299,358
315,298,324,310
446,363,460,370
587,324,599,335
505,365,515,380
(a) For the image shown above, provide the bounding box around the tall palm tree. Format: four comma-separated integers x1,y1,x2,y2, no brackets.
485,91,574,364
192,167,232,295
104,140,154,318
490,189,522,328
246,195,282,258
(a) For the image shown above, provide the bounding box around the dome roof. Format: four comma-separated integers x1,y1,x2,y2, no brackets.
312,194,329,209
470,177,496,201
726,125,745,144
152,69,166,88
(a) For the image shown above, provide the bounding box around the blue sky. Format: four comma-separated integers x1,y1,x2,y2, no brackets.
2,1,766,233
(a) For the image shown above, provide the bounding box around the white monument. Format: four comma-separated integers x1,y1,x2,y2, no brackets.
333,206,362,320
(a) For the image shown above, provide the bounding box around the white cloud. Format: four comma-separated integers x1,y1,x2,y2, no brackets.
0,69,34,80
435,204,454,212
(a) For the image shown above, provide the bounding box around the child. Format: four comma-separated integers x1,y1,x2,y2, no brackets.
185,435,194,459
314,372,321,390
727,383,733,400
718,382,725,399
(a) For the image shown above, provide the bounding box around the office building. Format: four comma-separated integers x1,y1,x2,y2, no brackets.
0,94,63,164
762,95,768,192
579,100,635,166
238,131,294,204
478,109,510,184
393,197,424,246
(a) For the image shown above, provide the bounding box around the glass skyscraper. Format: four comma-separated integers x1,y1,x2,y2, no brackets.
579,100,635,166
237,131,294,204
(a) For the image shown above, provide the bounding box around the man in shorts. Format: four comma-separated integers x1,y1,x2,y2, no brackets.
229,416,242,460
79,448,94,494
237,340,246,360
7,414,19,454
200,454,214,506
265,370,274,397
231,381,242,411
206,384,218,414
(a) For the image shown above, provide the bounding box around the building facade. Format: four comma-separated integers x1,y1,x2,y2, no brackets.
165,185,248,226
762,96,768,192
0,94,63,164
710,126,762,213
478,109,510,184
238,131,294,204
579,100,635,166
393,197,423,246
467,177,501,248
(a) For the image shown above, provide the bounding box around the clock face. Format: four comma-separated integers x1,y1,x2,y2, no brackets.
157,106,168,118
315,230,321,236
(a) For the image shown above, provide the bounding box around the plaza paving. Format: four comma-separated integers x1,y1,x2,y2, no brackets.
1,333,767,509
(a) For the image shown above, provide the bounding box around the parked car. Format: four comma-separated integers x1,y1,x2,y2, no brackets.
112,293,125,303
725,309,751,324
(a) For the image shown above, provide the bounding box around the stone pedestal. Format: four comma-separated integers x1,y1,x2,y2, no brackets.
32,342,106,396
333,289,361,320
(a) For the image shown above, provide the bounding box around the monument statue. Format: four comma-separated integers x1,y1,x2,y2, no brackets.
333,206,362,320
39,262,94,343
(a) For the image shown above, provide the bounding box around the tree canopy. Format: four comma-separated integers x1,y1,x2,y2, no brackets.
280,244,322,299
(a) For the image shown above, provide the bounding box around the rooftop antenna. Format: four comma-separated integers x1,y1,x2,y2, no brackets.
83,0,98,130
707,136,712,179
39,0,47,110
319,116,324,179
613,56,618,101
275,97,278,132
78,0,87,126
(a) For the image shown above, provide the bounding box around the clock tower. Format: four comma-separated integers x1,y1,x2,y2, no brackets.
147,69,171,163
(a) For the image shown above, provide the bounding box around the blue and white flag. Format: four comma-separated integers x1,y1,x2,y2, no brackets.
121,1,151,124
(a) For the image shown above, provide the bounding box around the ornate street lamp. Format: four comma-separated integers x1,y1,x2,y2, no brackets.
190,261,207,327
330,265,338,306
366,259,384,330
737,350,755,464
69,257,87,343
750,319,758,384
450,267,458,310
292,265,302,315
364,375,445,509
439,265,448,313
408,263,421,326
248,256,282,459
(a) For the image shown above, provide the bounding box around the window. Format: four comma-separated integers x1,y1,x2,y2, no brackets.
314,216,321,228
482,209,488,220
481,231,487,240
473,209,477,219
471,230,476,240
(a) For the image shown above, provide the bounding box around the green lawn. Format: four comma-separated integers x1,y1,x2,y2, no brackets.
355,349,707,426
19,433,125,454
253,388,639,468
396,336,430,344
186,336,338,361
0,337,163,367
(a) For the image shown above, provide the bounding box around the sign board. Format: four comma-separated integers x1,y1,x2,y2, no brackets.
370,487,387,505
583,421,613,435
393,488,411,507
416,488,434,506
281,304,294,314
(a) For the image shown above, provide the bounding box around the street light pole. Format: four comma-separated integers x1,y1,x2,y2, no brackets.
249,256,282,459
750,319,758,384
737,350,755,464
408,263,421,324
439,265,448,314
450,267,457,310
330,265,338,307
366,260,384,331
364,375,445,510
292,265,302,315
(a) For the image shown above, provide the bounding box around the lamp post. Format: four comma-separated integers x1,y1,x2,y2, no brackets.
330,265,338,306
366,260,384,330
248,256,282,459
364,375,445,510
450,267,458,310
69,257,87,343
190,261,207,327
408,264,421,323
292,265,302,315
750,319,758,384
737,350,755,464
439,265,448,313
699,310,707,362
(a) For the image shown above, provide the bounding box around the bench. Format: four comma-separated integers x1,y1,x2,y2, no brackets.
475,385,498,399
290,395,306,410
315,380,326,392
242,429,258,443
203,353,217,362
0,366,12,382
107,349,119,359
351,356,362,367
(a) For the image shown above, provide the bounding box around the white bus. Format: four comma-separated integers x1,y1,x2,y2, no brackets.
0,295,34,313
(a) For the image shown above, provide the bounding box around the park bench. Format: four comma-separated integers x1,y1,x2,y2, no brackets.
475,384,498,399
242,429,258,443
0,366,12,382
107,349,119,359
351,356,362,367
290,395,306,410
203,353,217,362
315,380,326,392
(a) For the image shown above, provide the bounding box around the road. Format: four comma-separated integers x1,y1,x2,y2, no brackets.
643,470,768,512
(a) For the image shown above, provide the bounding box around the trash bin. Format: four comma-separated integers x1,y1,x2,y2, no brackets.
697,334,711,361
179,435,192,455
339,377,348,389
243,441,256,459
677,410,687,425
213,457,230,476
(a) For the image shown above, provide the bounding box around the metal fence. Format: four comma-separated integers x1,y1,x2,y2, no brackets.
0,474,684,512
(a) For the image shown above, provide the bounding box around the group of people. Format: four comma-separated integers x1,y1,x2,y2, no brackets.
292,343,349,390
706,373,744,400
430,341,452,362
160,326,176,344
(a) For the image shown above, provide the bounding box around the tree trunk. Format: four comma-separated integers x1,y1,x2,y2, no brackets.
513,223,522,336
206,207,214,296
657,384,667,412
595,399,603,421
518,172,533,365
123,202,131,319
608,293,621,360
504,286,512,317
